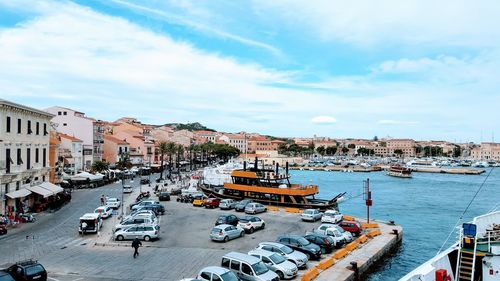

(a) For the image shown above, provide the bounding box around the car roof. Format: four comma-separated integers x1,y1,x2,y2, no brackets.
80,213,100,219
199,266,230,275
277,234,302,239
223,252,260,264
259,241,286,248
214,224,232,229
248,248,275,258
324,210,338,213
107,197,118,200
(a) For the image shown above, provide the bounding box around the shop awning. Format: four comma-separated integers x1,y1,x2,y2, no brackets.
6,189,32,199
38,182,64,194
26,185,53,198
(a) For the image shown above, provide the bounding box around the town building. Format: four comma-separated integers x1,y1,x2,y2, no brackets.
102,135,130,165
44,106,104,170
219,133,247,152
470,142,500,161
48,131,61,184
112,118,156,165
0,99,54,216
247,135,273,153
58,133,83,174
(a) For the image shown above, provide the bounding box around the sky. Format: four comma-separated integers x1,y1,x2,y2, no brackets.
0,0,499,142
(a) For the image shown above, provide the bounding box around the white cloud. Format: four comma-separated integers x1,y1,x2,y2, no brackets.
312,116,337,124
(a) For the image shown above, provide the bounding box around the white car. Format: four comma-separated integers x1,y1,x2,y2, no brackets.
94,206,113,219
301,209,322,222
125,213,158,224
124,210,157,221
114,225,160,241
106,197,121,209
321,210,343,224
219,199,236,210
197,266,239,281
114,217,157,232
238,216,265,233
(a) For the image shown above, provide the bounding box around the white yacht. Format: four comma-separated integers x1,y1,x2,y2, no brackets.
400,210,500,281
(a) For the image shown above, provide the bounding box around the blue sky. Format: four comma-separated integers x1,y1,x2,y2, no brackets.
1,0,499,142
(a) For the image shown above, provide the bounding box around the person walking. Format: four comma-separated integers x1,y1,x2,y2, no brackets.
132,237,142,258
100,195,105,206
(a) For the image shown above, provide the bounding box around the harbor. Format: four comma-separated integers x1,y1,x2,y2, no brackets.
291,164,485,175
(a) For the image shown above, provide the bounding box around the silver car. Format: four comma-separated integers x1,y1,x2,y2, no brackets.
197,266,239,281
245,203,267,214
219,199,236,210
256,242,308,269
114,225,160,241
248,249,298,280
301,209,322,222
114,217,157,232
210,224,245,242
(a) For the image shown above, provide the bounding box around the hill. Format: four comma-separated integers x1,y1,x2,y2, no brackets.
164,122,216,132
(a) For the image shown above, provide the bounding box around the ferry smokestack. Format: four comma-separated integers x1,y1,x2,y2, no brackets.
276,163,279,174
254,157,258,170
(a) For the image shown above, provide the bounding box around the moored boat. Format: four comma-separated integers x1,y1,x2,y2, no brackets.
200,158,345,211
387,165,412,178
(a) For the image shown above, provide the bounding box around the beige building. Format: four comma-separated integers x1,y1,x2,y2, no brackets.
219,133,247,152
1,99,53,215
103,135,130,165
58,133,83,174
247,136,273,153
470,142,500,161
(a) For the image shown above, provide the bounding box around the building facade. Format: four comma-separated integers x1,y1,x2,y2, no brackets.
58,133,83,174
0,100,53,215
102,135,130,164
470,142,500,161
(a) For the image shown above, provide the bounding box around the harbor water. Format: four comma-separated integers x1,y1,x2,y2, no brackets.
290,168,500,280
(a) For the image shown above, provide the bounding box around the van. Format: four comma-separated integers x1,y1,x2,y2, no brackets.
221,252,280,281
79,213,103,234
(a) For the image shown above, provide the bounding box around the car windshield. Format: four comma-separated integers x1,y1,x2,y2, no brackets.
304,210,314,214
280,245,293,254
211,227,222,233
220,271,239,281
297,237,311,245
324,212,334,217
239,219,249,223
25,265,44,276
251,261,269,275
269,253,286,264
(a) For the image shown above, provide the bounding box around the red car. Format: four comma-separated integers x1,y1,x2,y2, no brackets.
338,220,363,236
203,198,220,209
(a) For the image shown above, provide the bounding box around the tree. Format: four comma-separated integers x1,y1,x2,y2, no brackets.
316,146,326,156
176,144,185,171
415,145,423,155
394,149,404,157
165,142,177,177
116,156,132,170
325,146,337,156
341,147,349,154
347,143,356,149
158,142,168,180
453,145,461,158
91,160,108,173
373,136,378,141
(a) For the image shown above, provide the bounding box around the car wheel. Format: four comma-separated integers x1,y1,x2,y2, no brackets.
116,235,124,241
240,231,245,237
224,236,229,242
249,227,254,234
277,271,284,279
144,235,151,242
261,223,265,229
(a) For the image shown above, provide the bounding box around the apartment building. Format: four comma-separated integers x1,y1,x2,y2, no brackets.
58,133,83,174
219,133,247,152
45,106,103,170
0,99,53,215
470,142,500,161
103,135,130,164
112,118,156,164
247,135,273,153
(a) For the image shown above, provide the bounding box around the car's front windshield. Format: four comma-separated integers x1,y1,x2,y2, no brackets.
252,261,269,275
269,253,286,264
297,237,311,246
280,245,293,254
220,271,239,281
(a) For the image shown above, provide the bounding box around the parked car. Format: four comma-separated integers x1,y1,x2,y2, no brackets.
94,206,113,219
140,177,150,185
105,197,121,209
221,252,280,281
192,195,207,207
158,192,170,201
0,225,7,235
318,223,353,243
114,225,160,241
248,249,298,280
245,203,267,214
114,217,157,232
136,204,165,216
204,198,220,209
124,210,157,222
238,216,265,233
210,224,245,242
276,234,322,260
303,232,335,254
0,270,14,281
321,209,343,224
314,224,347,246
234,199,252,212
197,266,239,281
79,213,103,234
215,214,239,226
338,220,363,237
126,212,158,224
255,242,308,269
130,200,159,211
301,209,322,222
7,260,47,281
219,199,236,210
123,184,133,193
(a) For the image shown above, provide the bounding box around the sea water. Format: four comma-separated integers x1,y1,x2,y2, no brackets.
290,168,500,280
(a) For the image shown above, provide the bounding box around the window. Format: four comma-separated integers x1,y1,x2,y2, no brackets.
58,111,62,115
36,122,39,135
63,111,67,115
63,123,67,126
26,148,31,170
27,120,32,134
241,263,253,275
35,148,39,163
43,123,48,135
221,258,230,268
262,257,271,263
212,275,222,281
6,149,12,173
6,116,10,133
17,149,23,165
17,118,21,133
42,148,46,167
230,260,240,271
200,272,211,280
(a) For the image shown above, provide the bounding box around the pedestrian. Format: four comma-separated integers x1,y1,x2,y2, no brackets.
100,195,105,206
132,237,142,258
80,221,87,236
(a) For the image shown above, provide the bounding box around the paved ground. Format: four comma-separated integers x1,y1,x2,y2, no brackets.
0,172,390,281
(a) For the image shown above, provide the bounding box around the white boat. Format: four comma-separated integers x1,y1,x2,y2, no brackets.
472,161,490,168
400,210,500,281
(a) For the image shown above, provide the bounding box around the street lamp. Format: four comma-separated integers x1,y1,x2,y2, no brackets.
119,152,125,218
147,152,152,188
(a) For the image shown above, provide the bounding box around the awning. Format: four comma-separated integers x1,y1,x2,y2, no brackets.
6,189,32,199
26,185,53,198
38,182,64,194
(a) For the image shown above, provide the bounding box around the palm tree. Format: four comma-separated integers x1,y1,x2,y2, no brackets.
158,142,168,180
165,142,177,178
176,144,185,172
188,143,196,170
91,160,108,173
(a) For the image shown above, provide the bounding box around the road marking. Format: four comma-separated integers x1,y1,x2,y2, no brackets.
47,237,75,246
48,277,61,281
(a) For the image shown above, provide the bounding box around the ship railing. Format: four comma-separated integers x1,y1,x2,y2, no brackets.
477,229,500,252
288,184,318,190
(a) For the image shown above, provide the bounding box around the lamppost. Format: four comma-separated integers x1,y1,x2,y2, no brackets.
119,152,125,218
147,152,152,188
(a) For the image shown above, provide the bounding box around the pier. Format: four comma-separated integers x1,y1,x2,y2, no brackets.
291,165,486,175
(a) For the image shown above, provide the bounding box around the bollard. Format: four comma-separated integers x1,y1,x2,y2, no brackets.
350,261,359,281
